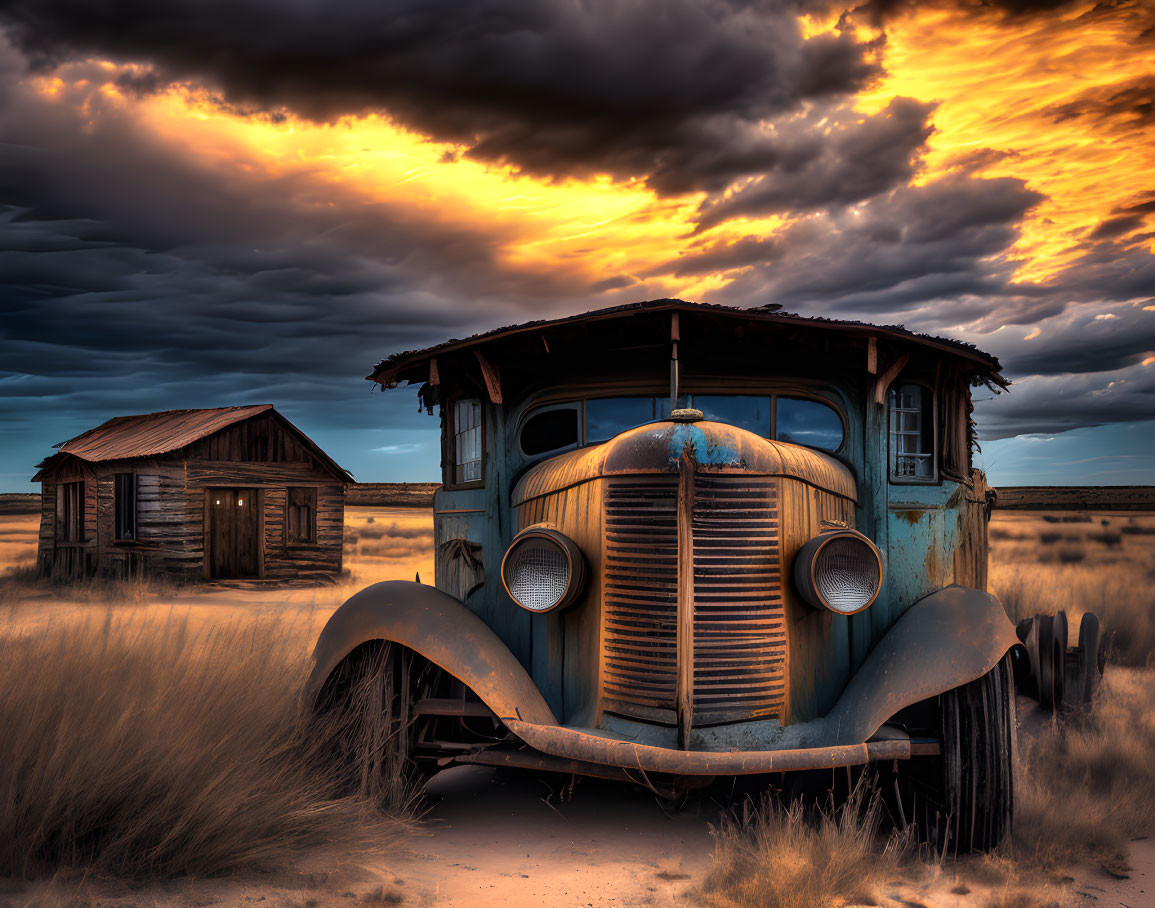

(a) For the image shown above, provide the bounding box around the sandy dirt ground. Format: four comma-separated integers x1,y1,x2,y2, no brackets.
3,506,1154,907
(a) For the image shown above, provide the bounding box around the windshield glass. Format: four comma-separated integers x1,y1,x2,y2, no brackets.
690,395,770,436
776,397,843,451
519,392,844,456
585,397,659,443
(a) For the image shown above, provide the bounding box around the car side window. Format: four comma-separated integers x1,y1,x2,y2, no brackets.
889,383,934,481
520,405,580,456
453,398,483,484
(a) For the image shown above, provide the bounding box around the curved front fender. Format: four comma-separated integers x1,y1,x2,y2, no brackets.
304,580,557,727
824,585,1020,746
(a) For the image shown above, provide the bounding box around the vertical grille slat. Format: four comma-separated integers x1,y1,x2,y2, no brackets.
602,474,788,726
691,476,786,724
602,478,679,712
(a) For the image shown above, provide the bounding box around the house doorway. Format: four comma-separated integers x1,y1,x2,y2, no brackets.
207,488,260,579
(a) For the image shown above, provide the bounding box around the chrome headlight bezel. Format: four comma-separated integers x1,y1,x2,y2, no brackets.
501,526,587,613
793,528,883,615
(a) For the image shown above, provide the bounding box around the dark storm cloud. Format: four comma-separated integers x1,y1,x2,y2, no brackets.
981,305,1155,378
675,172,1046,312
0,0,881,194
849,0,1085,24
694,96,935,228
973,364,1155,439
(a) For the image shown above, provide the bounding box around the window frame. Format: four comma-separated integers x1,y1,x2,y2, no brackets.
113,472,137,542
59,480,84,543
444,396,486,489
285,486,318,545
771,394,847,454
517,401,582,459
887,380,939,484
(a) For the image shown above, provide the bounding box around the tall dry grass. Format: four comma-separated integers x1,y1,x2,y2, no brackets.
699,781,911,908
0,610,414,880
1013,667,1155,871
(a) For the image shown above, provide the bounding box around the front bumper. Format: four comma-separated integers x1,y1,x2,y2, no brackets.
501,720,937,775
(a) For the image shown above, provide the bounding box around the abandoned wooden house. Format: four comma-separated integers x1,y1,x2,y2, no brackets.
31,405,352,583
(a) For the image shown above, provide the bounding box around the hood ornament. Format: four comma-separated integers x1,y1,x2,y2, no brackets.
669,408,704,423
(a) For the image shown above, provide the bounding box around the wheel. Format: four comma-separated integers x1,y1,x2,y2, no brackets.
893,654,1016,854
941,654,1016,853
1036,612,1067,711
1077,612,1102,703
313,640,439,805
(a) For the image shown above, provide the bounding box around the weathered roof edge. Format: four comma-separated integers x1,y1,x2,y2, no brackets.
32,405,354,484
367,299,1006,387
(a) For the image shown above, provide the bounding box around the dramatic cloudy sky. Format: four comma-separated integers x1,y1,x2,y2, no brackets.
1,0,1153,490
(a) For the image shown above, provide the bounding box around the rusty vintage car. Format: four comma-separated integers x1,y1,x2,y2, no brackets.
307,299,1026,852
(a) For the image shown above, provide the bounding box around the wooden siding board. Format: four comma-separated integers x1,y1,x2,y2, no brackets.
35,452,342,584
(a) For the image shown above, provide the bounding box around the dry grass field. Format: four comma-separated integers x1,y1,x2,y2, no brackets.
0,504,1153,907
989,510,1155,666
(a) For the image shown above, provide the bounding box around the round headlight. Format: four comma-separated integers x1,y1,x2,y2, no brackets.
793,529,882,615
501,527,587,613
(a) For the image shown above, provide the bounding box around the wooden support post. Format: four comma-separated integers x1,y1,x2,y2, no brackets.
873,354,910,406
669,311,680,409
429,357,439,386
867,337,878,374
676,443,695,751
473,350,503,404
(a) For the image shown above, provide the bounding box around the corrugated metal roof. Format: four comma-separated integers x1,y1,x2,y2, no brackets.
33,405,354,484
53,405,275,461
368,298,1006,386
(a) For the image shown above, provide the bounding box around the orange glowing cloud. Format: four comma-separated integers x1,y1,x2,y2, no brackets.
854,1,1155,284
23,0,1155,299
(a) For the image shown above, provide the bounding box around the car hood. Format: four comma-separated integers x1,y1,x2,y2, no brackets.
511,419,857,508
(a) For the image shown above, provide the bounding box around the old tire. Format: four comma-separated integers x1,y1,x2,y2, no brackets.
894,654,1016,854
940,654,1016,853
1077,612,1102,703
313,640,435,799
1036,612,1067,711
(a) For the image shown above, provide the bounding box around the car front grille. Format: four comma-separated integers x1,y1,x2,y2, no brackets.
602,474,787,726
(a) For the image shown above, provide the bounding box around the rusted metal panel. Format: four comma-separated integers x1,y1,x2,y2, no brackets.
511,420,858,507
305,579,557,727
33,406,352,484
45,405,273,463
502,719,914,775
821,586,1020,746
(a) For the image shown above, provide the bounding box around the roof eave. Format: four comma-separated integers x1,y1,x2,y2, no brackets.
366,299,1004,388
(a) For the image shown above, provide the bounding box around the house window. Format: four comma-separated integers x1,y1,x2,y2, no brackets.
60,481,84,542
889,383,935,481
114,473,137,540
453,399,483,484
287,487,317,544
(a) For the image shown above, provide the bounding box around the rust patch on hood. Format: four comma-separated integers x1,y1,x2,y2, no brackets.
512,420,857,507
